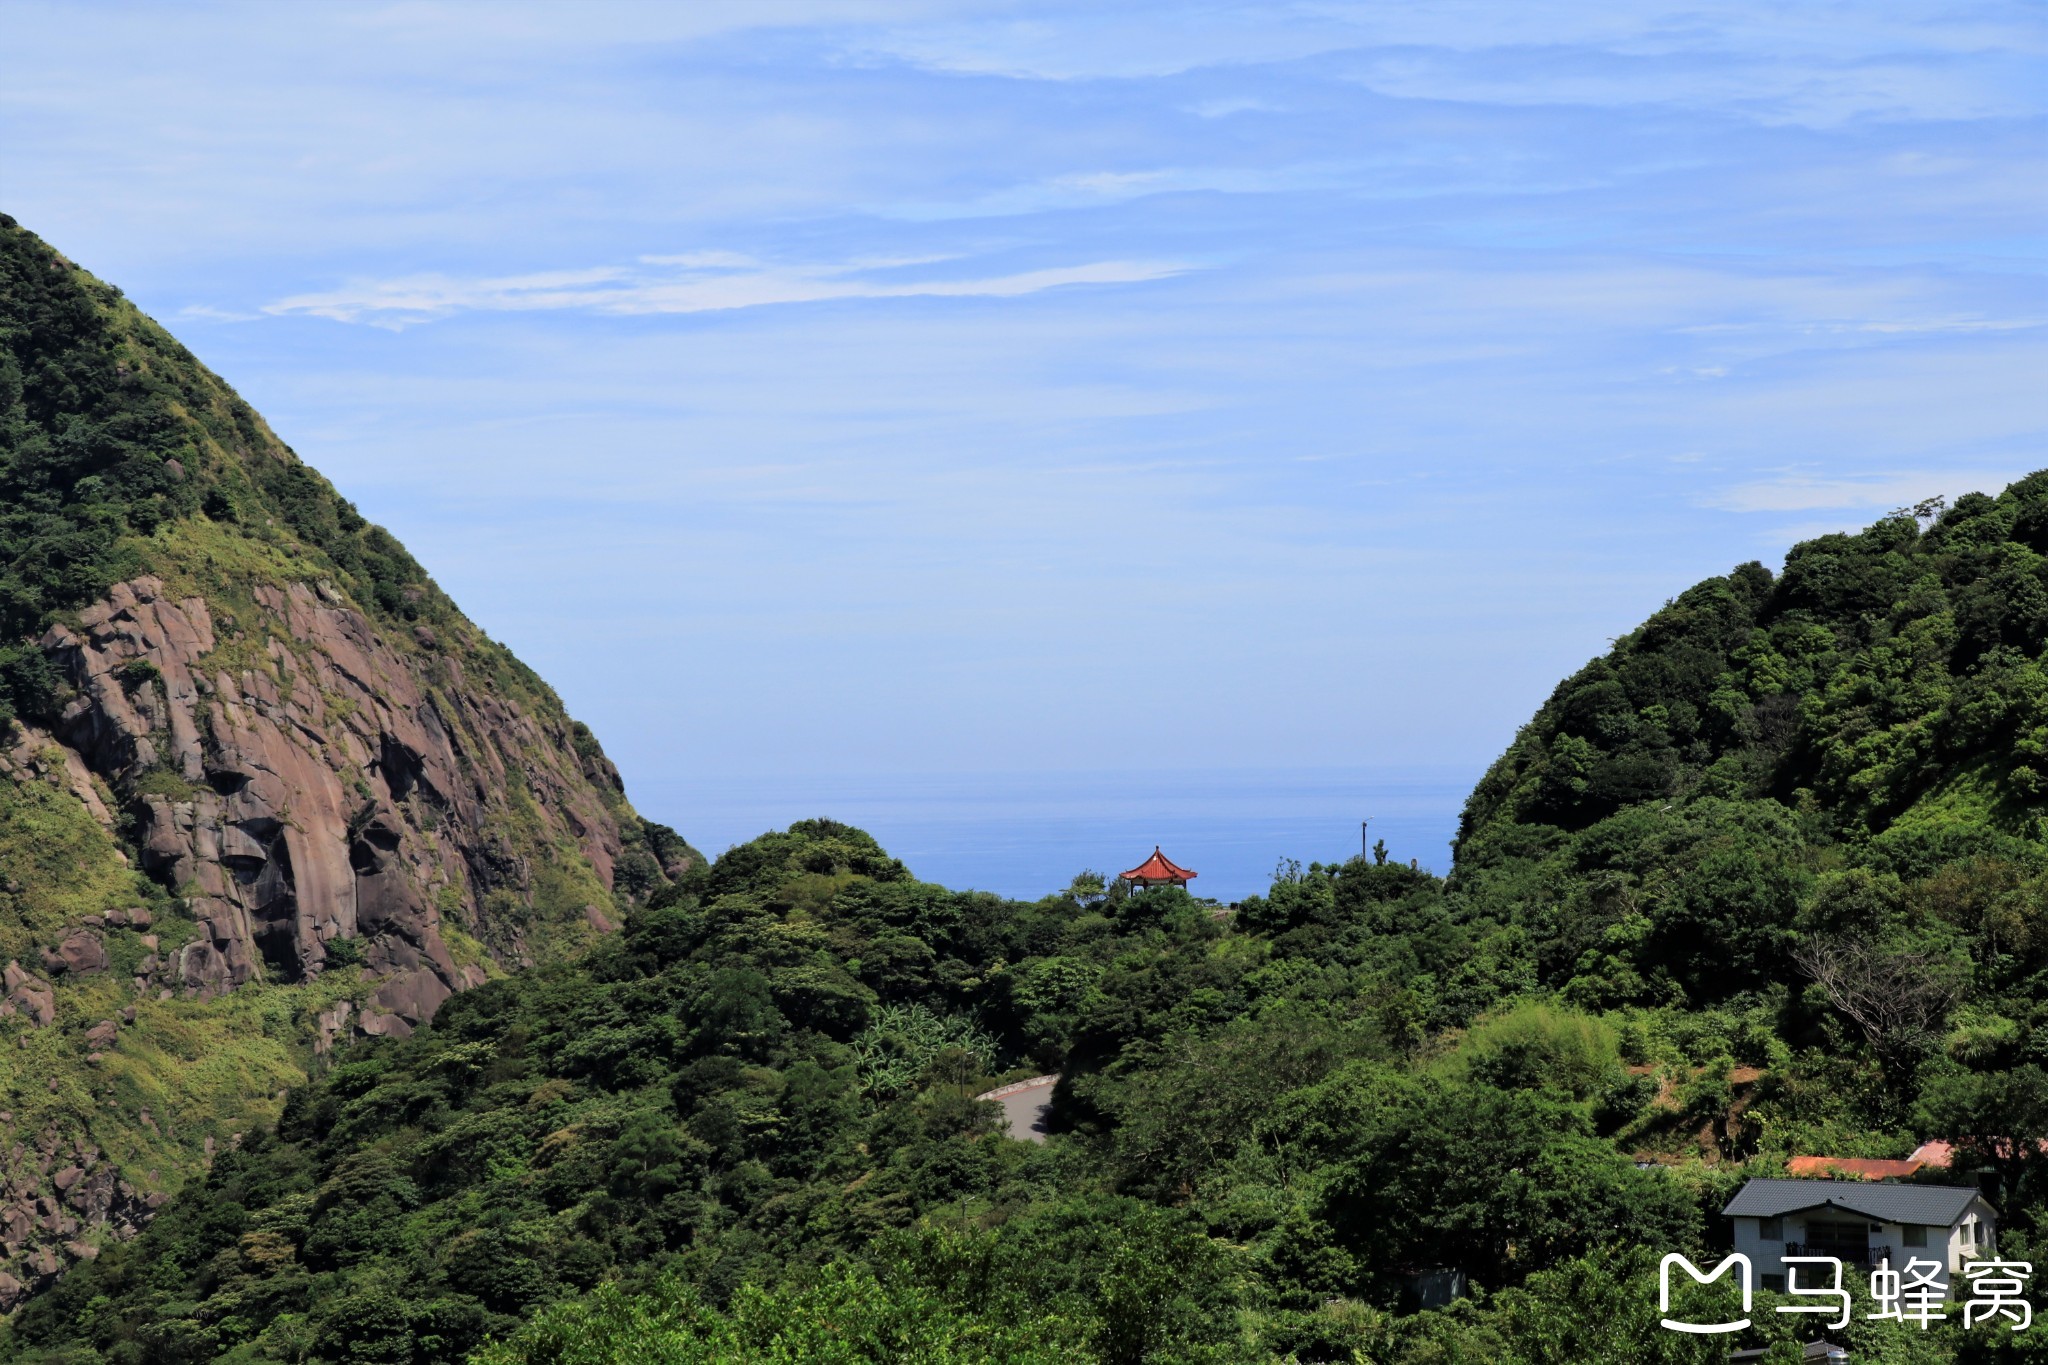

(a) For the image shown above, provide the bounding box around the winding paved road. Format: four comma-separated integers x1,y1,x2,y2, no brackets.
977,1074,1059,1143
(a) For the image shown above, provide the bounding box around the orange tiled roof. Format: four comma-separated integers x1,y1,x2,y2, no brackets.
1788,1139,2048,1180
1122,847,1196,883
1913,1137,2048,1165
1908,1140,1954,1167
1784,1156,1924,1180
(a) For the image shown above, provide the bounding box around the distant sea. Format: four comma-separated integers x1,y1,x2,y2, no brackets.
628,766,1480,904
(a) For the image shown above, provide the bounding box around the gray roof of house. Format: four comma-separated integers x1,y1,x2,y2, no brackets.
1722,1178,1985,1225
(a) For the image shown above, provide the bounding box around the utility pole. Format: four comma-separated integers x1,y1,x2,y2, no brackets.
1361,820,1369,861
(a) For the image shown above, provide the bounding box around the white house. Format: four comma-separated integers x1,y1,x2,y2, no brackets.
1723,1178,1997,1296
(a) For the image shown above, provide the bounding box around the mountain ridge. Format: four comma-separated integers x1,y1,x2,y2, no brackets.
1450,480,2048,1018
8,217,2048,1363
0,216,697,1307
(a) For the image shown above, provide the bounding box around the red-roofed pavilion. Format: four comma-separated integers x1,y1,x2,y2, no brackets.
1122,846,1196,890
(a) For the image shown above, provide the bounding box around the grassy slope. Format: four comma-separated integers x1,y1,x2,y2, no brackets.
1450,479,2048,1003
19,478,2048,1358
0,761,354,1201
0,218,681,1256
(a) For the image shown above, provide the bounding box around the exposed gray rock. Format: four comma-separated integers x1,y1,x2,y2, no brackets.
38,576,643,1010
0,1132,156,1310
313,1000,354,1056
55,932,107,976
2,963,54,1027
0,567,689,1304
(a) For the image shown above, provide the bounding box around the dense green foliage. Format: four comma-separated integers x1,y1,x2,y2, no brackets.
467,1259,1081,1365
1,821,1738,1364
22,481,2048,1359
0,217,678,1275
1437,486,2048,1193
9,212,2048,1360
1457,483,2048,1017
0,216,464,728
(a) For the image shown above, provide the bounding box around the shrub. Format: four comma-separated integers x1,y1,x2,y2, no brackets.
1457,1001,1622,1100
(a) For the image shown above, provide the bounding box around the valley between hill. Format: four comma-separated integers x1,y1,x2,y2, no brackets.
4,216,2048,1363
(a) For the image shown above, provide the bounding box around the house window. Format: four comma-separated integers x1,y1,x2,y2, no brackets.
1903,1225,1927,1248
1760,1217,1782,1240
1761,1273,1786,1292
1803,1220,1870,1263
1963,1218,1978,1247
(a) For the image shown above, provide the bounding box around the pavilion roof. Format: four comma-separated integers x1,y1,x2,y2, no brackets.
1122,847,1196,882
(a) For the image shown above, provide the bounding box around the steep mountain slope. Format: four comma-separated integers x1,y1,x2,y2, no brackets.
0,823,1708,1365
0,217,696,1306
12,475,2048,1360
7,207,2043,1360
1452,481,2048,1016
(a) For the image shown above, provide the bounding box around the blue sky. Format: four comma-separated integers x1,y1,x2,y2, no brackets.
3,2,2044,821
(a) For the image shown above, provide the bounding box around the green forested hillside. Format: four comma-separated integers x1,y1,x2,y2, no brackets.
0,211,445,710
0,218,687,1310
2,821,1731,1365
7,205,2048,1362
19,486,2048,1360
1453,486,2048,1140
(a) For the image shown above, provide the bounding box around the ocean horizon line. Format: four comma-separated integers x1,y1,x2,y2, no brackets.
627,763,1482,903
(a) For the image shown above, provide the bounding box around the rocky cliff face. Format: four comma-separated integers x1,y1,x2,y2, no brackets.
41,571,636,1033
0,217,698,1307
0,1124,162,1311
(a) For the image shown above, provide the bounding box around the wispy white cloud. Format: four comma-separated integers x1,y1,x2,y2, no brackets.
177,302,264,323
1677,315,2045,339
263,253,1193,326
856,9,1366,80
8,0,2041,787
861,1,2048,127
874,150,1634,222
878,164,1353,220
1707,469,2022,513
1342,49,2043,128
339,0,967,51
1185,96,1282,119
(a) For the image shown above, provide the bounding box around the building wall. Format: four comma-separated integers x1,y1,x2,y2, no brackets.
1730,1216,1776,1289
1731,1212,1981,1297
1951,1198,1998,1272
